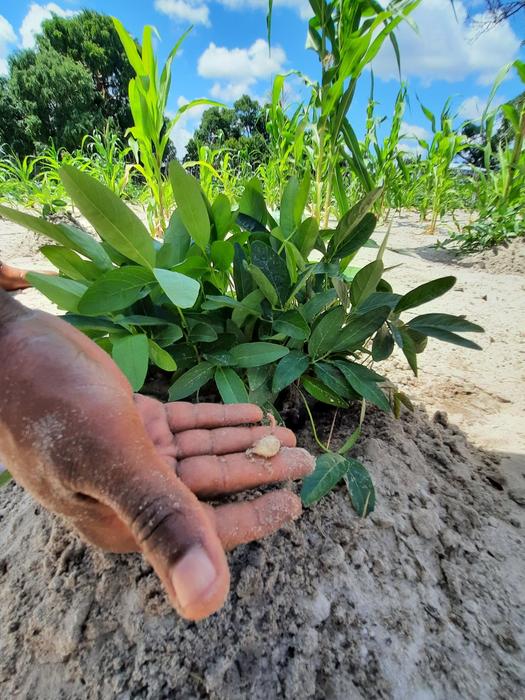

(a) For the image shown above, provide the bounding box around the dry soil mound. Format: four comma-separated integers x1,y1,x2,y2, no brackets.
0,407,523,700
456,237,525,276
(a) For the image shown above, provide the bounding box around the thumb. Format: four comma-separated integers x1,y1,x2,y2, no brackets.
102,444,230,621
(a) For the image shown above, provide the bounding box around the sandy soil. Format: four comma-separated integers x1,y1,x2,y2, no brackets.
0,209,524,698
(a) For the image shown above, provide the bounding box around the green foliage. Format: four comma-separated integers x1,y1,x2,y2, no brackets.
113,19,216,234
0,11,134,155
1,164,483,514
185,95,269,170
443,60,525,251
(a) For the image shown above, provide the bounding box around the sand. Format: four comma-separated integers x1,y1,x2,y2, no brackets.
0,208,524,698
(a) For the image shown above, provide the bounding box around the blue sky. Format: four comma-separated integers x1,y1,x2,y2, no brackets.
0,1,523,155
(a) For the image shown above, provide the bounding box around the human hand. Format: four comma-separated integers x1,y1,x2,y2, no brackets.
0,291,313,620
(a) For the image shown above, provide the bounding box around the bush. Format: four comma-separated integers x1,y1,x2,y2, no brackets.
0,165,483,512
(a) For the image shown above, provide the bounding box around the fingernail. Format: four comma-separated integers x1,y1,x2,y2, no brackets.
170,545,217,611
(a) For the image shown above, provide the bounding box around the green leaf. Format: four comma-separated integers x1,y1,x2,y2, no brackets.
406,325,482,350
78,267,154,315
301,376,348,408
168,362,214,400
156,211,190,268
169,160,210,250
25,273,87,312
239,177,267,225
247,263,278,306
372,324,395,361
314,362,355,400
247,365,269,391
344,459,375,517
154,323,184,347
332,306,391,352
112,333,149,391
333,212,377,260
231,342,289,368
273,310,310,340
40,246,102,282
292,216,319,258
0,469,12,487
350,260,384,307
231,289,265,327
60,165,155,269
407,313,484,335
301,453,350,506
302,289,338,323
333,189,382,250
280,176,299,237
153,268,200,309
338,425,362,456
233,244,254,301
211,240,234,271
395,276,456,313
332,360,390,412
295,171,311,226
188,322,218,343
272,351,310,393
62,314,120,332
308,306,346,358
356,292,400,314
251,240,290,306
211,193,234,239
148,339,177,371
215,367,249,403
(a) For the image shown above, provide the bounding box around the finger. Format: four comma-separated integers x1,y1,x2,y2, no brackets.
206,490,303,551
166,402,264,432
91,435,231,621
177,446,314,497
173,425,296,458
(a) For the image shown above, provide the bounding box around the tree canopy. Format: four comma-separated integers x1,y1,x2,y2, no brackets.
0,10,134,155
184,95,270,168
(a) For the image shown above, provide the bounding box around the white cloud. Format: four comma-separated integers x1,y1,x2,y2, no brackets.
400,121,430,141
169,96,209,157
210,80,253,101
198,39,286,100
154,0,210,27
20,3,76,49
373,0,520,86
398,141,425,157
458,95,486,121
0,15,16,76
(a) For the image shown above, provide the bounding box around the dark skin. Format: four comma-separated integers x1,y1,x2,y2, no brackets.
0,290,314,620
0,261,32,291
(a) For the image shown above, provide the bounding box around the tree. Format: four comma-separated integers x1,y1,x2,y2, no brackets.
0,10,134,155
36,10,134,134
184,96,269,167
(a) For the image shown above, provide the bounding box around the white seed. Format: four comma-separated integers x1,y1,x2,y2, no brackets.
247,435,281,458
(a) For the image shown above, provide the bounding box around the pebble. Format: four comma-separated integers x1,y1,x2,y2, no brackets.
301,591,331,626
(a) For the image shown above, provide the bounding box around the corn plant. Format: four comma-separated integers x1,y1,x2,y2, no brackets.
0,163,483,512
293,0,420,225
411,98,468,232
362,78,408,212
112,18,216,234
444,60,525,251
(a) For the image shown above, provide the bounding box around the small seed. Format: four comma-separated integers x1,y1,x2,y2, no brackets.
247,435,281,458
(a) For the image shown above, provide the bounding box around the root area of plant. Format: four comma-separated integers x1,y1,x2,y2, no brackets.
1,404,523,699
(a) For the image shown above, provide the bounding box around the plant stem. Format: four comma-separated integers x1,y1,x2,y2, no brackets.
298,389,329,453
